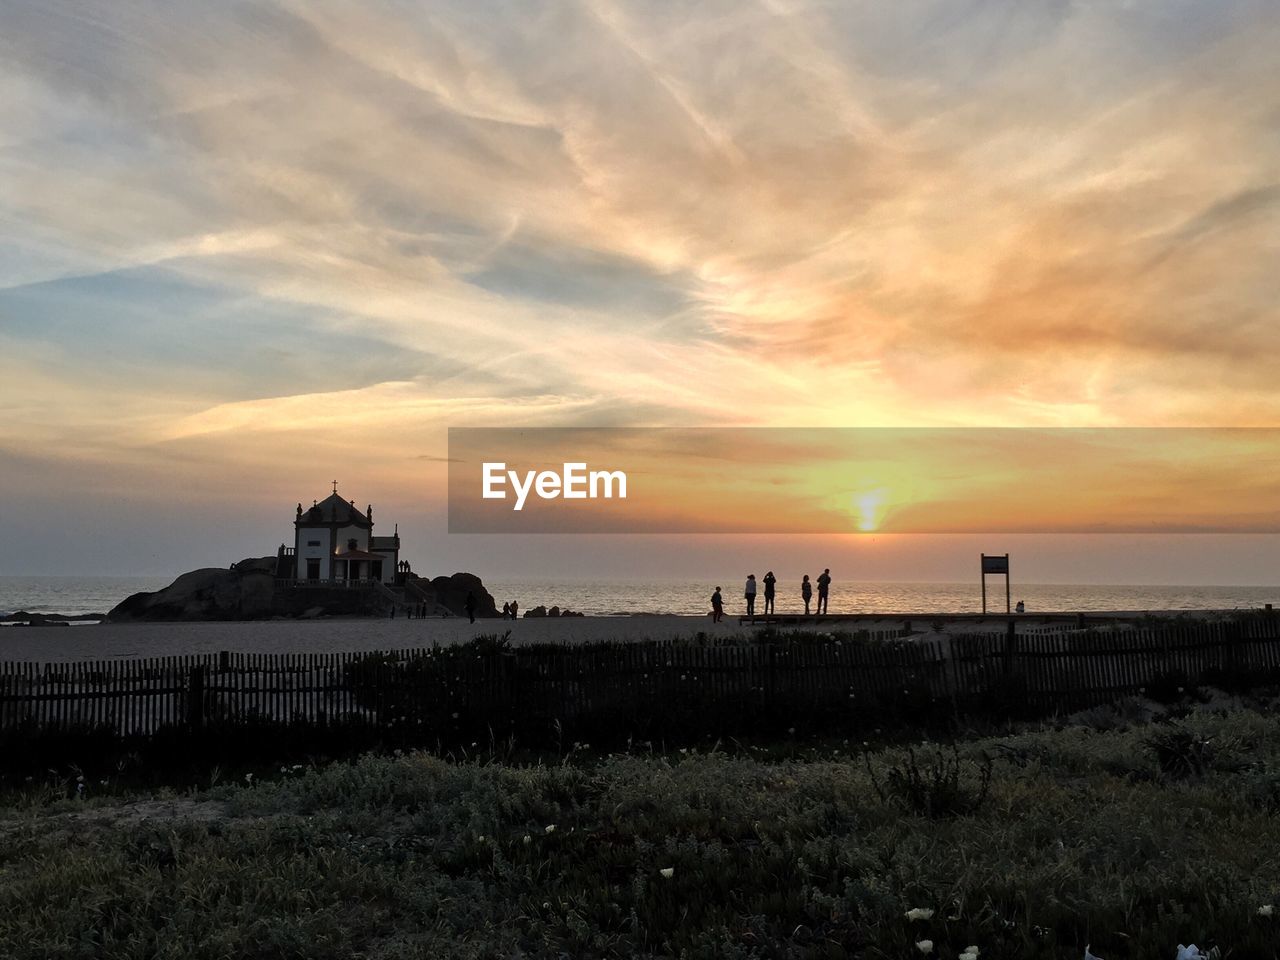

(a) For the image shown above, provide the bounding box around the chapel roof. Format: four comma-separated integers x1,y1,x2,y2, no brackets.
297,492,372,528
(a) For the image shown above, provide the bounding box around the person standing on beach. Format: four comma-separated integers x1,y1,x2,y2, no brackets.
744,574,757,620
816,568,831,614
762,571,776,615
502,601,511,619
801,575,812,615
465,592,477,624
711,586,724,623
510,600,519,620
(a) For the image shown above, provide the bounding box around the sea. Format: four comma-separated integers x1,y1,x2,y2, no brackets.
1,576,1276,621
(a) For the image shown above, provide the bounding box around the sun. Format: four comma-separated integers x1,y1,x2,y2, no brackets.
852,488,888,532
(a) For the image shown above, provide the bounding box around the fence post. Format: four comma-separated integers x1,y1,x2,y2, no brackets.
186,665,206,728
1224,619,1241,680
218,650,230,673
1003,620,1017,677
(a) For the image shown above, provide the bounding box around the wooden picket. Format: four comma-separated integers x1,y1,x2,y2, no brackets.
2,618,1279,738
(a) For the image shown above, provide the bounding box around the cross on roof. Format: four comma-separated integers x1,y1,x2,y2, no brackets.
332,480,339,494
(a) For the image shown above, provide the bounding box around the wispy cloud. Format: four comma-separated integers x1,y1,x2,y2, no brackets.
0,0,1277,509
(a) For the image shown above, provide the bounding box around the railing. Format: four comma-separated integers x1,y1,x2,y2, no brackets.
274,578,381,589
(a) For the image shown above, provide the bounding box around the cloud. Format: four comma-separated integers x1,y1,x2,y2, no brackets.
0,0,1277,519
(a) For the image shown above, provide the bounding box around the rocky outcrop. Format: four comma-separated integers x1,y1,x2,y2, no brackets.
400,575,453,616
429,572,499,618
109,558,279,622
522,605,585,618
0,611,107,624
107,559,501,622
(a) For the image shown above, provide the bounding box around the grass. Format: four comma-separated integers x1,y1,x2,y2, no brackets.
3,703,1280,958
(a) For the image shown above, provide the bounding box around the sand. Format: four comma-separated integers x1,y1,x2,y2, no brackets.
0,609,1238,663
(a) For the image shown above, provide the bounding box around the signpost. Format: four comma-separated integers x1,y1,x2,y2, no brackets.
981,553,1010,615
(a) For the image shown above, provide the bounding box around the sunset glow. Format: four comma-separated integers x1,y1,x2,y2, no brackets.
1,1,1278,576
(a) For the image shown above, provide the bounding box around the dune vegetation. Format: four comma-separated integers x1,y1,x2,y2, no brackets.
3,696,1280,959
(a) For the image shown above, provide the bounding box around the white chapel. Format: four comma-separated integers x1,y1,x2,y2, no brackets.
284,484,402,584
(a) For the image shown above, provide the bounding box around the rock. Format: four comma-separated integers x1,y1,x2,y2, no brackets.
231,556,278,575
0,610,106,624
107,561,500,622
427,572,499,618
109,560,279,622
520,604,584,618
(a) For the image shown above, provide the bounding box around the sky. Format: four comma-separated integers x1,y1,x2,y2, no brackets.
1,0,1278,582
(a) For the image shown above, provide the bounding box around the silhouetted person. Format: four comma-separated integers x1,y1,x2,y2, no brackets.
801,574,812,615
711,586,724,622
817,568,831,615
465,591,477,624
502,601,511,619
510,600,519,619
1016,600,1025,614
744,574,757,620
762,571,776,615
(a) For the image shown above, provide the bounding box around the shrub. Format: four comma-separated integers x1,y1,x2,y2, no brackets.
865,744,992,818
1145,723,1240,779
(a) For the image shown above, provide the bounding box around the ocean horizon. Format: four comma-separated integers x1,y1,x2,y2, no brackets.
2,575,1276,621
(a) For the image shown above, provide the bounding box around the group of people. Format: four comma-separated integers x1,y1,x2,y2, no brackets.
500,600,520,620
710,569,832,622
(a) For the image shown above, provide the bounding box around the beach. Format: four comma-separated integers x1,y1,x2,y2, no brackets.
0,608,1255,663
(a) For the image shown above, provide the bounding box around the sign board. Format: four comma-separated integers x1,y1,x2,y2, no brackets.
980,553,1011,614
981,554,1009,574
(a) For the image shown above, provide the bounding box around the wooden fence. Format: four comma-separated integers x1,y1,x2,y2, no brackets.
2,617,1279,740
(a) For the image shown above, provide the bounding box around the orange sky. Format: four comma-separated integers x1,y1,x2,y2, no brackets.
0,1,1278,577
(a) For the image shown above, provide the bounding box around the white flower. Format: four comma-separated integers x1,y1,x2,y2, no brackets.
659,867,675,879
959,947,979,960
1259,904,1275,917
477,835,486,843
544,824,556,834
903,908,934,921
523,835,531,844
915,940,933,955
